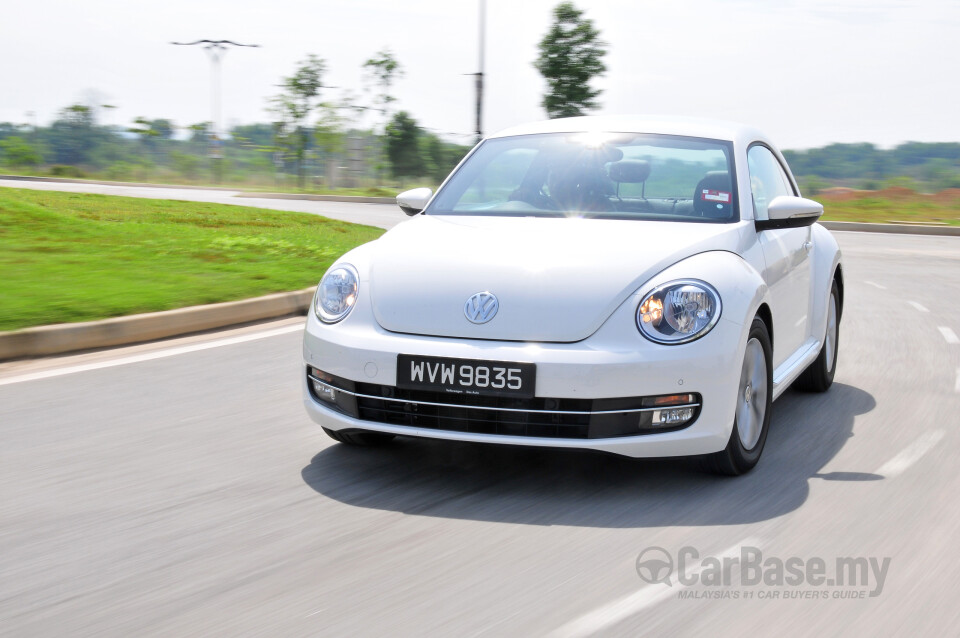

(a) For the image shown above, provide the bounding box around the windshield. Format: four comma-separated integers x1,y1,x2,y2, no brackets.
427,132,738,222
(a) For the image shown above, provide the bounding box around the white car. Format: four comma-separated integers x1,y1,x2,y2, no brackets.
302,116,842,474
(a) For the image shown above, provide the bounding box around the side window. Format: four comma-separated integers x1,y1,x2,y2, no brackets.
747,146,794,220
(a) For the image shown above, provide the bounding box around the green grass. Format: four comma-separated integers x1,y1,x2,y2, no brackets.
0,189,384,331
818,188,960,226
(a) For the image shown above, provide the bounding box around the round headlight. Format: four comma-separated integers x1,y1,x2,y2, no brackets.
636,280,721,344
315,264,359,323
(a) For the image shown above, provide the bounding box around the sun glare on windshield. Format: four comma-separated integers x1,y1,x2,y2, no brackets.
427,133,737,222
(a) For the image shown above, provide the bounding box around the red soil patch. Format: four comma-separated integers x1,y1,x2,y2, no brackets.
817,187,868,202
932,188,960,205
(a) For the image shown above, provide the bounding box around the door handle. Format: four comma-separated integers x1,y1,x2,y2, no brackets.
803,241,813,252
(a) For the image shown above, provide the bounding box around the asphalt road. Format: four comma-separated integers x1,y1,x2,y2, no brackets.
2,191,959,635
0,179,405,230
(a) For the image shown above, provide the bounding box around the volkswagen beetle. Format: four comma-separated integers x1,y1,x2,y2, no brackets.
302,116,843,474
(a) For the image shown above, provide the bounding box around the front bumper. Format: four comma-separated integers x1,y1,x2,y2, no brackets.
302,302,749,458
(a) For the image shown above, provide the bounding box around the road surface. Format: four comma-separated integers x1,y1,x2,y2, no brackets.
1,184,958,635
0,179,404,230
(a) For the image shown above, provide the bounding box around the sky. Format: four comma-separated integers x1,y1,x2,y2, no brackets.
1,0,958,150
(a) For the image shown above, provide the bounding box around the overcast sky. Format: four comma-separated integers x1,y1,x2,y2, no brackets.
2,0,958,150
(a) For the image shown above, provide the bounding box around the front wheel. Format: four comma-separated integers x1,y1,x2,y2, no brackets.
703,317,773,475
794,280,840,393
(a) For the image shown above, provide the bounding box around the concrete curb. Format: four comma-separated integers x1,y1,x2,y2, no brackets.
233,192,395,204
0,287,315,362
0,174,238,192
820,221,960,236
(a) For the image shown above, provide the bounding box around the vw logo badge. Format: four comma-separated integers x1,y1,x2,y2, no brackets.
464,292,499,324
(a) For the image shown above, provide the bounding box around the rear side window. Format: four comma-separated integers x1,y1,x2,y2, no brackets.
747,146,794,220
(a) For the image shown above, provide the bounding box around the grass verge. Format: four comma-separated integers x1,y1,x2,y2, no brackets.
818,187,960,226
0,188,384,332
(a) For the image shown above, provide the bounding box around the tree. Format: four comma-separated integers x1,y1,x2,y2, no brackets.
385,111,424,180
314,102,348,185
363,49,404,182
363,49,403,128
128,117,160,143
0,136,42,167
420,133,469,184
149,119,174,140
534,2,608,118
0,122,22,142
188,122,211,144
48,104,99,165
271,54,326,188
127,117,176,166
231,123,274,150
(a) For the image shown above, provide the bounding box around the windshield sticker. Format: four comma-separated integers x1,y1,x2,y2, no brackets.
701,190,731,203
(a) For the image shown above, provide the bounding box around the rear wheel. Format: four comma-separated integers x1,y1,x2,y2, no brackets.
703,317,773,475
322,427,395,447
794,279,840,393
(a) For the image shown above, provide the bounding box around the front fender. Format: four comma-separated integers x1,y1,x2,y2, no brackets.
588,250,770,441
628,250,770,332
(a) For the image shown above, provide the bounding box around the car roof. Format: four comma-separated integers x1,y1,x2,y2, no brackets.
487,115,771,148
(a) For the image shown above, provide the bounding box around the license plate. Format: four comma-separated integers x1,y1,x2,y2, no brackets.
397,355,536,399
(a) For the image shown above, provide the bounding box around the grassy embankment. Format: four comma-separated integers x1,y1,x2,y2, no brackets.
0,188,384,332
818,187,960,226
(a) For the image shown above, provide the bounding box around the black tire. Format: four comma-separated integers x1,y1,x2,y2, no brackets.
794,280,840,393
322,427,395,447
703,317,773,476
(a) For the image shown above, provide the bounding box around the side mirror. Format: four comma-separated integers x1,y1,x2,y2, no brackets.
397,188,433,216
755,195,823,231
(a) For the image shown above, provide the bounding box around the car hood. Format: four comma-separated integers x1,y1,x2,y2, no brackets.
368,214,747,343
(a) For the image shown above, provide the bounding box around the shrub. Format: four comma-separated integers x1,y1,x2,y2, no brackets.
49,164,85,178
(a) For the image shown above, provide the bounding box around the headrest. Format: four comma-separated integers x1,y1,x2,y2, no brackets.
702,171,730,184
694,171,733,219
608,160,651,184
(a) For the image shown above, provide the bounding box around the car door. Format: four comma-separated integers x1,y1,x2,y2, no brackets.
748,144,813,371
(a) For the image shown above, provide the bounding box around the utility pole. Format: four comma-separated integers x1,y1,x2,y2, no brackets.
465,1,486,144
476,0,485,144
25,111,38,149
171,39,260,183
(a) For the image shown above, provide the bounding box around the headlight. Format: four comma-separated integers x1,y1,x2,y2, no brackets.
636,280,721,344
315,264,359,323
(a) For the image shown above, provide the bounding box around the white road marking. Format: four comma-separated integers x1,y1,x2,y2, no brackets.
0,324,303,386
908,301,929,313
864,280,887,290
955,368,960,393
876,430,945,478
938,327,959,344
549,538,761,638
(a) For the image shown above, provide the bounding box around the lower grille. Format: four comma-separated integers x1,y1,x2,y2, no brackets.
307,369,700,439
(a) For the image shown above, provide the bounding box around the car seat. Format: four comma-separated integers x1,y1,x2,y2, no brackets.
693,171,734,220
